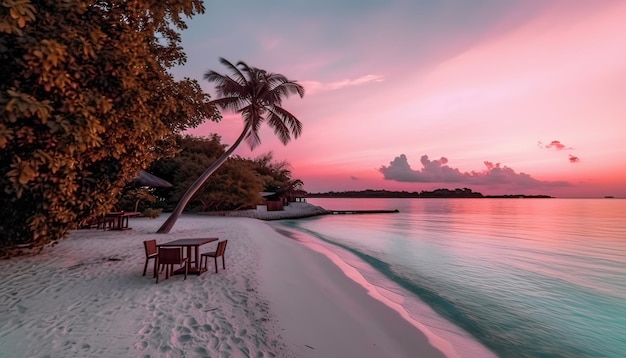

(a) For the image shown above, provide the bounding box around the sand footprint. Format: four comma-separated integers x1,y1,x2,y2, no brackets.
195,346,210,357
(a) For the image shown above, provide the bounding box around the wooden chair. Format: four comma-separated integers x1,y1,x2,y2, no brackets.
156,247,188,283
97,216,115,230
201,240,228,274
143,240,159,277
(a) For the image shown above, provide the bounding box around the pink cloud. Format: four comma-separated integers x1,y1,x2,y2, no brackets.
536,140,581,164
379,154,570,188
538,140,572,150
301,74,384,95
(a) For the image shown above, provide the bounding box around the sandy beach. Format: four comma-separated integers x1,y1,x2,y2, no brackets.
0,205,447,357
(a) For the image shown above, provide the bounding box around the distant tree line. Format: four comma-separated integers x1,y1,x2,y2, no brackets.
309,188,551,199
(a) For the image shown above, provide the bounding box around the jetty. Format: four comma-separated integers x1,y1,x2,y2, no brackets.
329,209,399,215
200,203,399,220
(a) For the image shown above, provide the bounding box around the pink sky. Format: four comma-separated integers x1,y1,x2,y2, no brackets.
175,0,626,198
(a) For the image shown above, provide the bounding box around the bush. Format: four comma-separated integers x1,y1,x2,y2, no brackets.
142,208,162,219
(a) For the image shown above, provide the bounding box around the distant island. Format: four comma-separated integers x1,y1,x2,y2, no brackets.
308,188,552,199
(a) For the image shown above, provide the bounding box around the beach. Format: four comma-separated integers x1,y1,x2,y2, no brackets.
0,205,446,357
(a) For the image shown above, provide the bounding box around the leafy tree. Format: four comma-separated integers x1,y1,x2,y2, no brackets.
151,134,226,210
195,156,265,211
254,152,292,190
0,0,219,255
117,187,157,212
150,135,265,211
158,58,305,233
253,151,304,203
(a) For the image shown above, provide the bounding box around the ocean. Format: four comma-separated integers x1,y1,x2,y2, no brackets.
270,198,626,358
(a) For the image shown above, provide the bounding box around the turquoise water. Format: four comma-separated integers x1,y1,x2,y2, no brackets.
273,198,626,358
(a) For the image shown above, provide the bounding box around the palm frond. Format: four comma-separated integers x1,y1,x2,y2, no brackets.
220,58,247,84
267,112,291,145
263,81,305,107
240,108,263,149
235,61,254,75
246,127,262,149
204,58,304,150
265,73,289,88
268,105,303,139
279,80,306,98
204,71,245,99
210,97,249,112
266,105,303,145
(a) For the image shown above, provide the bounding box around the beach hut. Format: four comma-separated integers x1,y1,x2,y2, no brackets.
287,189,307,203
259,192,284,211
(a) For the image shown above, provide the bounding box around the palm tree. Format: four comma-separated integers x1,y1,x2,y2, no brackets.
157,58,305,233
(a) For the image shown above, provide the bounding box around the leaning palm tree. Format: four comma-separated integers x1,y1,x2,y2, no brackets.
157,58,305,233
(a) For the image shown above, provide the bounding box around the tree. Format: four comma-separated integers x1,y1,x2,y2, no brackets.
0,1,219,255
118,187,157,212
195,156,265,211
150,135,265,212
253,151,304,203
254,152,293,190
157,58,305,233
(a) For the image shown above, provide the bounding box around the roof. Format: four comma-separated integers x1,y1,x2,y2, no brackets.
133,170,173,188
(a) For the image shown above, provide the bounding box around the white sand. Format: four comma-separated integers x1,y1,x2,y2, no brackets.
0,206,447,357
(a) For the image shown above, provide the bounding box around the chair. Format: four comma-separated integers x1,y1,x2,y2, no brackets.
143,240,158,277
97,216,115,230
201,240,228,274
156,247,188,283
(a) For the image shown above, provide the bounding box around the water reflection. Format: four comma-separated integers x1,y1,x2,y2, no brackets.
301,198,626,357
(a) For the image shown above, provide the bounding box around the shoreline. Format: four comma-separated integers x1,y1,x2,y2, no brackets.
257,221,451,357
197,201,331,220
0,213,448,357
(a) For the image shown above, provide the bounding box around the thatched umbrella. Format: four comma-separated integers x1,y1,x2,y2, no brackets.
133,170,173,188
129,171,173,212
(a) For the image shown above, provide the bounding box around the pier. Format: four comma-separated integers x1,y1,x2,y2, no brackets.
329,209,399,215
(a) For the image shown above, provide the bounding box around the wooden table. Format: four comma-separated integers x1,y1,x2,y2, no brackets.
105,211,141,230
158,238,218,275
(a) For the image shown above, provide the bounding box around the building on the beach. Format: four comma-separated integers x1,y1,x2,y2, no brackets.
258,190,308,211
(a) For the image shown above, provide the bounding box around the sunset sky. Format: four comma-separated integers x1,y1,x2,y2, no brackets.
174,0,626,198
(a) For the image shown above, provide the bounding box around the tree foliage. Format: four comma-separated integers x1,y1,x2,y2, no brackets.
0,0,219,255
117,187,157,213
205,58,305,149
252,151,303,201
150,135,265,211
150,135,304,212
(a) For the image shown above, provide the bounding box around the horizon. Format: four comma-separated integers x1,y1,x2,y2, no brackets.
175,1,626,198
304,187,623,199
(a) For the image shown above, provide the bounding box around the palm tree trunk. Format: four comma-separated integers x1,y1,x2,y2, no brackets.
157,123,251,233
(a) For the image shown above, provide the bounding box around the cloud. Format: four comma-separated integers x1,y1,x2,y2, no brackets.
379,155,465,183
538,140,572,150
537,140,581,163
379,154,570,188
350,176,359,180
301,74,384,95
